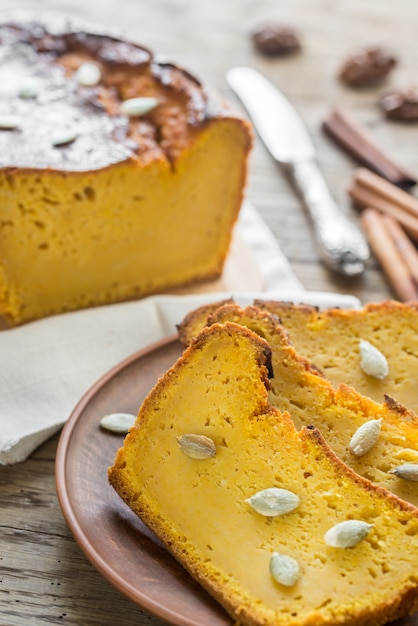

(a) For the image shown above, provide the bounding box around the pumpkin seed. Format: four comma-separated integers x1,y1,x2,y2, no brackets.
120,97,159,117
100,412,136,433
349,418,382,457
51,128,78,146
0,115,21,129
270,553,299,586
359,339,389,379
388,463,418,481
76,62,101,87
18,79,39,99
246,487,300,517
325,520,373,548
176,433,216,459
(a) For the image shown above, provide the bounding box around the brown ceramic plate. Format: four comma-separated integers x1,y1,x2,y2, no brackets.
55,334,232,626
56,334,418,626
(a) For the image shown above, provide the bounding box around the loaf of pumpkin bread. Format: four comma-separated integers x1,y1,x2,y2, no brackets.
0,15,251,325
109,322,418,626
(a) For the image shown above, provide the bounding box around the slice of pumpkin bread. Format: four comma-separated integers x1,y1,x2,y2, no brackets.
109,322,418,626
255,299,418,415
179,304,418,507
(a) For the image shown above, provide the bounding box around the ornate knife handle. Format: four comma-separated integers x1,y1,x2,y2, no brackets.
288,159,369,276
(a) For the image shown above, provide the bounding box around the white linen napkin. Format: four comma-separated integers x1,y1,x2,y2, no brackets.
0,202,360,464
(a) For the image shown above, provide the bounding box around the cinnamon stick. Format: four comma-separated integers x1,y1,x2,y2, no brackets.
349,182,418,242
360,208,418,301
381,214,418,284
354,168,418,218
323,107,416,188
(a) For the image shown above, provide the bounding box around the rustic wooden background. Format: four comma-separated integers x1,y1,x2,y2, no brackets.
2,0,418,625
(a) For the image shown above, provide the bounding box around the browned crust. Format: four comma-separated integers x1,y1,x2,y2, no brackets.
254,298,320,317
383,393,418,422
257,298,418,323
176,298,235,345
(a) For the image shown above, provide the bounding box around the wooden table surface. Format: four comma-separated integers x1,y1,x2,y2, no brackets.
2,0,418,624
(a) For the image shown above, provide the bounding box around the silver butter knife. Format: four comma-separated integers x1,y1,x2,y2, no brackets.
227,66,369,277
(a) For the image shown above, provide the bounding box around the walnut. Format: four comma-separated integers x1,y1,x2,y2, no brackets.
339,46,397,87
379,88,418,121
251,23,301,57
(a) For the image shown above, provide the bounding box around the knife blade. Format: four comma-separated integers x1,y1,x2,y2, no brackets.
226,66,369,277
